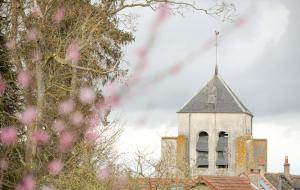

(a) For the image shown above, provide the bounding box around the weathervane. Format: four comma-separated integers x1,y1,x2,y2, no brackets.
215,30,219,75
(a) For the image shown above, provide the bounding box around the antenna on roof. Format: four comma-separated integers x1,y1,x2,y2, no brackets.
215,30,219,75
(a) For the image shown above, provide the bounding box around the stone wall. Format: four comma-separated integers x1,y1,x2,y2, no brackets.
177,112,252,176
235,137,267,175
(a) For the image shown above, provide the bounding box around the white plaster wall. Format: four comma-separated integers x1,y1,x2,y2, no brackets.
178,113,190,136
177,113,252,176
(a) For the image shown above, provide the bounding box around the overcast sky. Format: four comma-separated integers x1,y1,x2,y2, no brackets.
112,0,300,174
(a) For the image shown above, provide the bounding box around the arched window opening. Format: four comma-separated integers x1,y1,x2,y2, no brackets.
196,131,209,168
216,131,228,168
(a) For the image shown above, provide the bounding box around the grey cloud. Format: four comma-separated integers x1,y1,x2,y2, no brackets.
122,0,300,118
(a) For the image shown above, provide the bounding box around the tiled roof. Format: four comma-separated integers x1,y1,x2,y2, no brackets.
131,176,254,190
177,73,252,116
198,176,254,190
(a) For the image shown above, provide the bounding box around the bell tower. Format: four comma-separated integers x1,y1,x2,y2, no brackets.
177,68,253,176
159,32,267,177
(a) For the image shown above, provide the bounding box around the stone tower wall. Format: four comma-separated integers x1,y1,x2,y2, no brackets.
177,112,252,176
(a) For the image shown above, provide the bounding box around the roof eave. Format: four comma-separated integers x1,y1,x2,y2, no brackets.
176,111,253,117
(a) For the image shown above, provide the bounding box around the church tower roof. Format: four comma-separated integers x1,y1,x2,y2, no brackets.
177,67,252,116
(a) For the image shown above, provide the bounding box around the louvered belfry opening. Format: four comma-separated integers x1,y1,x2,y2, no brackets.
216,131,228,168
196,131,209,168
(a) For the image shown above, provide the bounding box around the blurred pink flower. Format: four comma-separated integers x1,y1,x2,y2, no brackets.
31,129,49,145
70,111,83,126
235,17,247,27
85,129,99,145
20,106,37,125
31,4,43,18
0,79,6,96
0,159,8,170
17,70,31,88
136,47,147,59
128,74,141,85
53,7,65,24
170,64,182,75
95,100,104,111
97,167,112,182
16,175,36,190
0,127,17,146
53,120,65,134
107,95,121,107
157,4,170,22
26,28,40,42
31,50,41,62
58,131,75,152
87,112,100,128
66,40,80,63
79,87,96,104
202,38,215,50
58,99,74,115
48,159,63,176
5,39,16,49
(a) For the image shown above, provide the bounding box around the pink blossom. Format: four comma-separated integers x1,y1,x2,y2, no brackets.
31,50,41,63
16,175,36,190
85,129,99,145
31,4,43,18
53,120,65,134
58,99,74,115
157,4,170,22
128,74,141,85
17,70,31,88
97,167,112,182
0,79,6,96
70,111,83,126
58,131,75,152
0,159,8,170
136,47,147,59
87,112,100,128
31,129,49,145
107,95,121,107
235,17,247,27
170,64,182,75
26,28,40,42
20,107,37,125
79,87,96,104
0,127,17,146
202,38,215,50
5,39,16,49
95,100,104,111
53,7,65,24
66,40,80,63
48,159,63,176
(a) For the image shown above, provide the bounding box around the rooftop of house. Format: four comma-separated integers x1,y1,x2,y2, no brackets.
198,176,254,190
177,66,252,116
131,176,254,190
264,173,300,190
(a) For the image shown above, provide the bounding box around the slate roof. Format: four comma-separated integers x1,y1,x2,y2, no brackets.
178,71,252,116
264,173,300,190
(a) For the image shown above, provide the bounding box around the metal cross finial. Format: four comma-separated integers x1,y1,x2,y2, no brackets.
215,31,219,75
